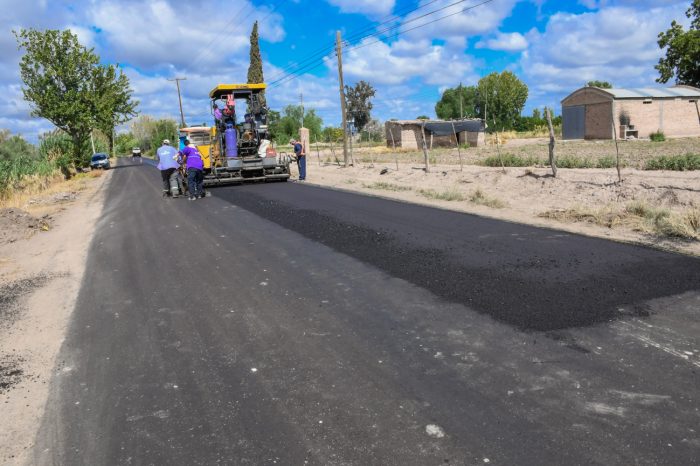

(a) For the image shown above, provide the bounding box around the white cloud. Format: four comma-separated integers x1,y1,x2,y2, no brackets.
326,0,396,18
476,31,528,51
335,38,477,86
521,3,689,111
88,0,284,71
401,0,518,45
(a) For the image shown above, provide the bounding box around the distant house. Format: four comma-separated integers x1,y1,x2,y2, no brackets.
561,85,700,140
385,119,485,149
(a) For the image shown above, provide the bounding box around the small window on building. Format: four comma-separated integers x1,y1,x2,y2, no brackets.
643,99,652,104
690,99,697,103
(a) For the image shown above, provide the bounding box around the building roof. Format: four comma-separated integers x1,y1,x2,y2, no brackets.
592,85,700,99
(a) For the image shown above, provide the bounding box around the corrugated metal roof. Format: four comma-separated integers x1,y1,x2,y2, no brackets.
604,86,700,99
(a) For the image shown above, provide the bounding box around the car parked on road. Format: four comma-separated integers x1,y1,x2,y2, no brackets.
132,147,142,158
90,153,111,170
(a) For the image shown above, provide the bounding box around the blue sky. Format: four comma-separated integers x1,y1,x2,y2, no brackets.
0,0,693,140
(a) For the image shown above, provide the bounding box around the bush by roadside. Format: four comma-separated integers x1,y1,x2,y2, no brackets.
644,153,700,171
481,153,621,169
0,130,84,199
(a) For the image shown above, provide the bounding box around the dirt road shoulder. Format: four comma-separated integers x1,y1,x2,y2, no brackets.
0,170,111,465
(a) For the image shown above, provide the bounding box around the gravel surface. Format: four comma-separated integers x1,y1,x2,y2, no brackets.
0,209,51,245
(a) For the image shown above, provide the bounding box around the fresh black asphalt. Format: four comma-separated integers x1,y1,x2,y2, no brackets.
34,160,700,465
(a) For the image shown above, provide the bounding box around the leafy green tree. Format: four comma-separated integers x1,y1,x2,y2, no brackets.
15,28,137,167
114,133,140,156
247,21,266,107
272,105,323,143
345,81,376,133
15,29,98,167
435,84,478,119
0,134,36,161
322,126,344,142
416,115,430,120
656,1,700,87
130,115,155,150
475,71,529,132
587,80,613,88
93,64,138,156
150,119,178,154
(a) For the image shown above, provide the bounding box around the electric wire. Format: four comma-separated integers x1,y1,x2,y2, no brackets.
266,0,443,83
269,0,494,89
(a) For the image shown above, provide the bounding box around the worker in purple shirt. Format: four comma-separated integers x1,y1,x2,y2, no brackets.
179,139,205,200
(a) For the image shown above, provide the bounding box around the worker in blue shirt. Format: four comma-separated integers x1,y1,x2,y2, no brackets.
156,139,181,197
290,138,305,181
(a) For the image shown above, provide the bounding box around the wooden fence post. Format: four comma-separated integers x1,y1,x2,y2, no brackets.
421,120,430,173
451,121,463,172
545,108,557,177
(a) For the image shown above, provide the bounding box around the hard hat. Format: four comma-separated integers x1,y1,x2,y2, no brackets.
163,139,170,145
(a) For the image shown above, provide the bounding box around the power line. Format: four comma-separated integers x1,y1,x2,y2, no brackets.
347,0,496,53
269,0,494,89
266,0,443,84
191,0,286,68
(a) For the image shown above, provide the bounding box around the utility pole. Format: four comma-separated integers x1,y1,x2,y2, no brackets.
168,77,187,128
300,91,304,128
336,31,349,167
459,82,463,119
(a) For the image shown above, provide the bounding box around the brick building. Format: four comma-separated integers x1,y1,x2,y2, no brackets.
561,85,700,140
385,119,485,149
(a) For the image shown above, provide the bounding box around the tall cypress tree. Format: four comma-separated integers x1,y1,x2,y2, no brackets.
247,21,266,107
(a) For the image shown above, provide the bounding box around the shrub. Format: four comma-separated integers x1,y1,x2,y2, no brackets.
645,153,700,171
649,130,666,142
596,156,617,169
469,188,506,208
482,154,541,167
418,188,464,201
0,134,58,198
556,157,595,169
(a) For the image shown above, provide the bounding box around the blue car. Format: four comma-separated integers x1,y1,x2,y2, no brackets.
90,153,111,170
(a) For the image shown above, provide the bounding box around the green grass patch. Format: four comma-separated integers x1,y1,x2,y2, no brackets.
649,130,666,142
644,153,700,171
481,154,541,167
418,188,465,201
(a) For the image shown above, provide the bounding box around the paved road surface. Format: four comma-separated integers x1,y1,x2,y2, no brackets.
34,161,700,465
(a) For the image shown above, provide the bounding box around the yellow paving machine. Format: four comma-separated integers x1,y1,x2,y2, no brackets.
179,84,289,186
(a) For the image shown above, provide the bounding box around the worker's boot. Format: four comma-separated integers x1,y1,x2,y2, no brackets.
170,175,180,198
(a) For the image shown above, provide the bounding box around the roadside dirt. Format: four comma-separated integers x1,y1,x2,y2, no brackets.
299,157,700,257
0,171,109,465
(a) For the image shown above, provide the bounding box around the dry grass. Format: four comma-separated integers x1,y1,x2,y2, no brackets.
0,170,101,210
363,181,412,192
540,202,699,240
469,188,507,208
418,188,465,202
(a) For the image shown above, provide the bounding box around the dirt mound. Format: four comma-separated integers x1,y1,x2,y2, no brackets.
0,209,51,245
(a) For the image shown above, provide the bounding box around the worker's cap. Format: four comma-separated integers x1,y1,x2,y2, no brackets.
162,139,170,145
289,139,295,144
184,138,192,145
